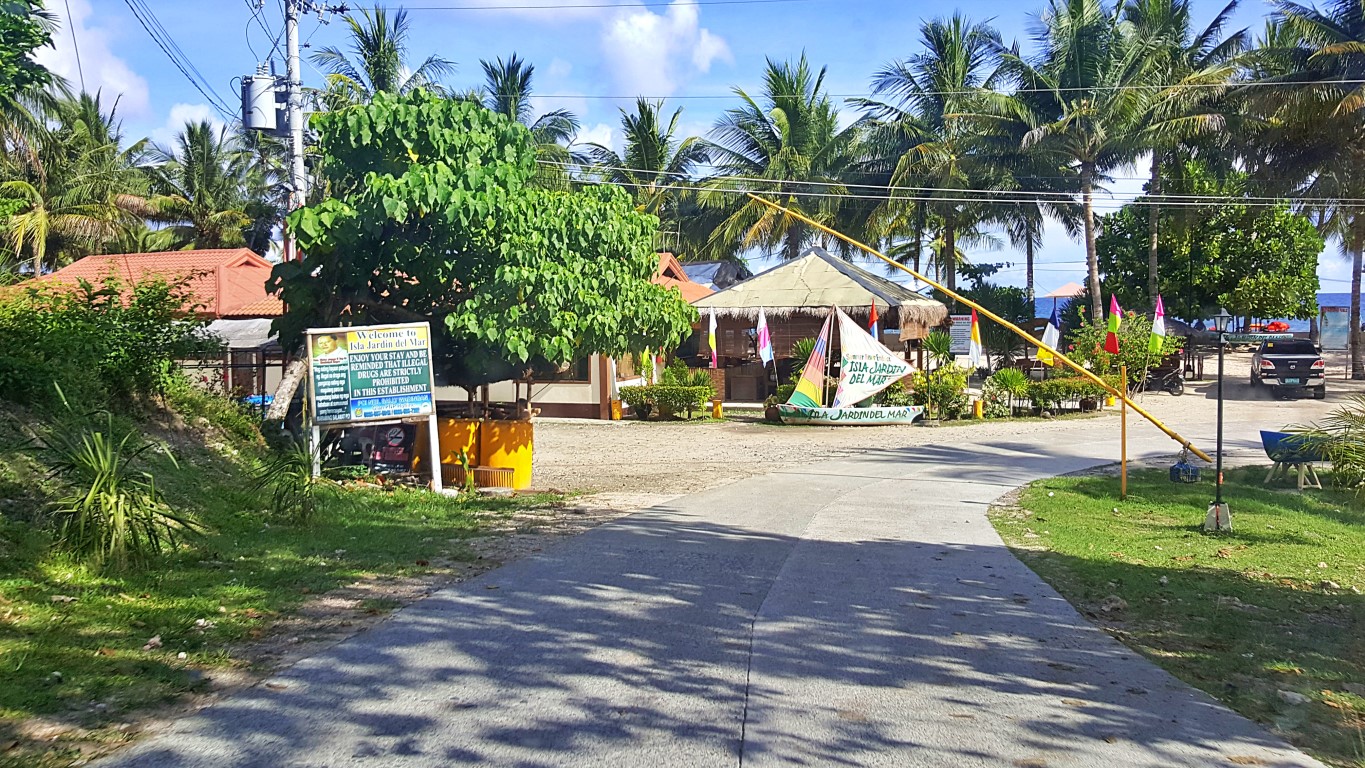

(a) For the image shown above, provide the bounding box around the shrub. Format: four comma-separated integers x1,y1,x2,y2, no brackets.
1065,313,1183,377
662,358,716,399
618,385,711,420
1289,394,1365,499
1026,375,1121,411
0,275,219,409
983,368,1031,418
911,365,969,419
40,400,197,569
875,379,915,407
251,440,325,524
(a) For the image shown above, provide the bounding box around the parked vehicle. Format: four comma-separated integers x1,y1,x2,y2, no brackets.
1134,368,1185,396
1251,339,1325,399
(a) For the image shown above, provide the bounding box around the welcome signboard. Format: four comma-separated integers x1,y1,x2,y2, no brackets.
305,322,437,426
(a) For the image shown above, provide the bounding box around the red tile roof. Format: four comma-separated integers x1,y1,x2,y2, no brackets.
653,252,713,304
34,249,282,318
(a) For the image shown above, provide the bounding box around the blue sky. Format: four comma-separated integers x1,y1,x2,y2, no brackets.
36,0,1356,294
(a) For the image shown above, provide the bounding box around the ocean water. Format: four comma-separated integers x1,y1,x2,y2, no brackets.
1031,292,1362,333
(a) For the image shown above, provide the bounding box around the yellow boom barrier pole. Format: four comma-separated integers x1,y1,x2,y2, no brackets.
745,193,1212,463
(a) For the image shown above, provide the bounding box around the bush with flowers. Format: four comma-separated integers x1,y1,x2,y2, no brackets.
1064,311,1183,386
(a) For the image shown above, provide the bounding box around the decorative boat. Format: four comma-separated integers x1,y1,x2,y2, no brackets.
779,306,924,426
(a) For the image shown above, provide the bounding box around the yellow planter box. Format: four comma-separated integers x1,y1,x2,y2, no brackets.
413,417,534,491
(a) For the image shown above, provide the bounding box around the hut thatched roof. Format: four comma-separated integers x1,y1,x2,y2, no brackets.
692,247,948,337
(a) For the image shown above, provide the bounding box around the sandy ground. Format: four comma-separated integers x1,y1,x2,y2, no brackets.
531,350,1365,495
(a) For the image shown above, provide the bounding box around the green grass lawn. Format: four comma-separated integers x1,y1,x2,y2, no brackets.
0,404,564,767
992,467,1365,767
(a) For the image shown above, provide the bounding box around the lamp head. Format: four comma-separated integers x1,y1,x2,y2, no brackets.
1213,307,1233,334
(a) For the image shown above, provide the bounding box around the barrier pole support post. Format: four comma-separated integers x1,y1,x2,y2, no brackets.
1120,364,1128,500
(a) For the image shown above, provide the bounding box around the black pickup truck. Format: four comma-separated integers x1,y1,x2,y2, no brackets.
1251,339,1326,399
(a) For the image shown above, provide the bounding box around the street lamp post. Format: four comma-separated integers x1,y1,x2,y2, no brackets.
1206,307,1233,531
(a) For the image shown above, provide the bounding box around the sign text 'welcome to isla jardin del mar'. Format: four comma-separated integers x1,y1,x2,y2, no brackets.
305,322,437,426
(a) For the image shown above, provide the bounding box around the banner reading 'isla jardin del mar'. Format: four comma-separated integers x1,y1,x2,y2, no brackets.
305,322,437,425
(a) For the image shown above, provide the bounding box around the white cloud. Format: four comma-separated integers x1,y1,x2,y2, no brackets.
574,122,615,152
150,103,225,149
547,58,574,79
35,0,150,118
692,29,730,73
601,0,733,97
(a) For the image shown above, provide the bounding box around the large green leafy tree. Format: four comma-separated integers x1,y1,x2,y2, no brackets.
0,1,52,100
1097,163,1322,320
271,90,696,388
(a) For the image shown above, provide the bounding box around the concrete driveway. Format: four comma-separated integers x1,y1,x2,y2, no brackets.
102,412,1324,767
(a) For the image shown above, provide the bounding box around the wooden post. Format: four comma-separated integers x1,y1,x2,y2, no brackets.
1120,364,1128,500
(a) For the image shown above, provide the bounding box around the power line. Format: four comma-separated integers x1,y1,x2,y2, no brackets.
245,0,287,62
455,77,1365,101
387,0,816,9
546,159,1363,206
561,173,1365,210
122,0,235,120
61,0,85,93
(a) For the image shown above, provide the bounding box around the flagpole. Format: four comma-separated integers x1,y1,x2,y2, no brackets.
745,193,1212,463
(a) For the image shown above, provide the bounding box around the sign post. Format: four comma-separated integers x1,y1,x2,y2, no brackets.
304,322,442,492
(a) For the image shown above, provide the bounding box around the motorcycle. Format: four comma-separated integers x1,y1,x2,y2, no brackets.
1132,368,1185,396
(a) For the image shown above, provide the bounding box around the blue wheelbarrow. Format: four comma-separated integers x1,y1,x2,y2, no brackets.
1260,430,1325,490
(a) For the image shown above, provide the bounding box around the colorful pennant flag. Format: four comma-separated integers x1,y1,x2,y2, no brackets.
787,312,832,408
708,307,718,369
756,307,774,366
1038,307,1061,366
868,302,879,337
1148,295,1166,353
1104,295,1123,354
968,309,985,369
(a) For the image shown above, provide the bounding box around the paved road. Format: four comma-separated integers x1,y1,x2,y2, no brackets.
103,419,1323,767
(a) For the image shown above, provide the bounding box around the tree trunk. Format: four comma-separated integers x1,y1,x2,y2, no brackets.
1025,232,1035,303
267,357,308,420
912,201,925,275
944,217,957,294
1081,163,1102,321
1352,224,1364,380
1146,154,1161,304
786,223,802,260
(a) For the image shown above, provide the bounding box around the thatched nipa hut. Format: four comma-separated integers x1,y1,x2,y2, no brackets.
689,247,949,401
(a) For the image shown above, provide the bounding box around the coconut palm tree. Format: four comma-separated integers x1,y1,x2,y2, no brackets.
855,15,1007,292
1247,0,1365,377
700,55,861,261
582,98,709,247
998,0,1158,319
3,92,146,275
143,120,252,250
1123,0,1248,301
311,6,454,107
477,54,579,187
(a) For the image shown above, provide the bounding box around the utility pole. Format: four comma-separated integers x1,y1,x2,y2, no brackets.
284,0,306,260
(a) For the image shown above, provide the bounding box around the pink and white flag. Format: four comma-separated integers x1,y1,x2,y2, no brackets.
756,307,773,365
